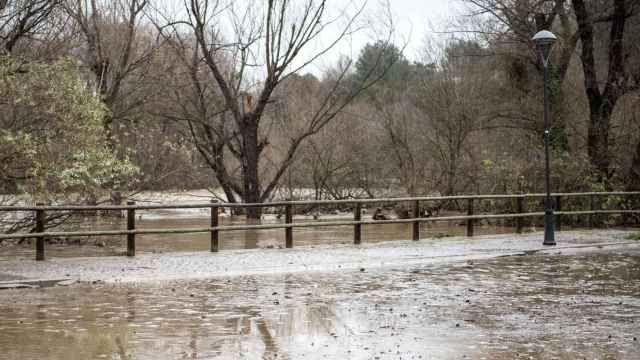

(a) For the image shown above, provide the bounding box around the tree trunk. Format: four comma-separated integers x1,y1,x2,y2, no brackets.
241,118,262,219
587,104,613,181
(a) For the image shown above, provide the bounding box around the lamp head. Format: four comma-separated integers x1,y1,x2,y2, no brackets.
532,30,557,66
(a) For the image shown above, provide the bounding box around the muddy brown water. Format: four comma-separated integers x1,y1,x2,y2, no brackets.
0,249,638,359
0,214,520,260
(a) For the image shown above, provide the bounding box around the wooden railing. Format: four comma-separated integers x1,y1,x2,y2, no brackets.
0,192,638,260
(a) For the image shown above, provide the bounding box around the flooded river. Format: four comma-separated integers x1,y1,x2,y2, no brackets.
1,212,518,260
0,248,638,359
0,188,588,259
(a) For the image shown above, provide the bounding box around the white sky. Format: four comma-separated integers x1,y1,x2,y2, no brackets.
298,0,462,74
287,0,463,77
157,0,462,77
389,0,460,59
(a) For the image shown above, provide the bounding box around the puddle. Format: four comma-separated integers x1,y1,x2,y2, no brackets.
0,249,638,359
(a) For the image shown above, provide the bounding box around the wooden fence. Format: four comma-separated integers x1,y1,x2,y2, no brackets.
0,192,638,261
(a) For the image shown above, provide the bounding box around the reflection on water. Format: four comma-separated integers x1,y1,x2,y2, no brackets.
0,250,638,359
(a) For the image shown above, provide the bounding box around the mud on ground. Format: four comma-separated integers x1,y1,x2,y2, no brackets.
0,230,638,359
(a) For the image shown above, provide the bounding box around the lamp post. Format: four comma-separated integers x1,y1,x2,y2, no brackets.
533,30,557,246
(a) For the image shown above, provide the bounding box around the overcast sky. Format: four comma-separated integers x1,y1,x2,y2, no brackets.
157,0,463,78
293,0,462,75
389,0,460,58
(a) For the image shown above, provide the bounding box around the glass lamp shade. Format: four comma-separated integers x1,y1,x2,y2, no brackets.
532,30,557,65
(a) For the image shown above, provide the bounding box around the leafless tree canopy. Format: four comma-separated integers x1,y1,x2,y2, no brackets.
151,0,398,217
0,0,61,54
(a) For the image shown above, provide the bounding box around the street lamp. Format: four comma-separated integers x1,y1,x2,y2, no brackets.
533,30,557,246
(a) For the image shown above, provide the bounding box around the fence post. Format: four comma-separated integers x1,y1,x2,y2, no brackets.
555,195,562,232
210,199,219,252
35,203,45,261
285,202,293,248
354,202,362,245
127,201,136,257
516,197,524,234
412,200,420,241
466,199,474,237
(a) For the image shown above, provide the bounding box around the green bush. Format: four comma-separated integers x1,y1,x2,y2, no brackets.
0,57,138,202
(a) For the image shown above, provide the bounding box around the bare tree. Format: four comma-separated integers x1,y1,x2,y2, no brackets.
0,0,62,55
369,89,424,196
416,60,494,196
62,0,163,206
148,33,241,202
64,0,157,150
157,0,395,217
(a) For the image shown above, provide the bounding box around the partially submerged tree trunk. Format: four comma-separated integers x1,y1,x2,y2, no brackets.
240,114,263,218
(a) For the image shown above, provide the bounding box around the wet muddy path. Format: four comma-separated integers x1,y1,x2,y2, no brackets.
1,248,639,359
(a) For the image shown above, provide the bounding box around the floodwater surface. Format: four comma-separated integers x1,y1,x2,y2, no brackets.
0,213,518,260
0,249,638,359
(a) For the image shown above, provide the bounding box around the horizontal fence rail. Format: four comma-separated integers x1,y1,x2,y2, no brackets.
0,192,638,260
1,192,639,212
